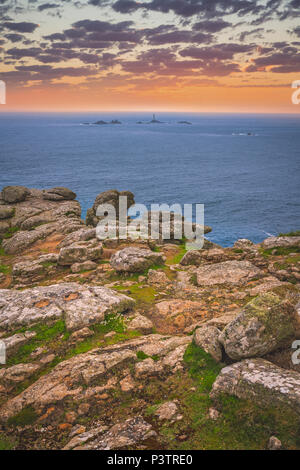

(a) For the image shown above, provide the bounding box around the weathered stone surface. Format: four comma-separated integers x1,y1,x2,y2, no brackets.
0,283,135,332
0,363,40,388
147,269,170,286
58,240,103,266
12,254,58,284
70,417,155,450
135,358,163,378
0,334,191,421
58,228,96,248
268,436,282,450
1,186,29,203
196,261,263,286
69,327,94,343
194,326,223,362
153,299,206,331
63,425,108,450
43,187,76,201
111,247,164,273
219,293,297,360
2,225,57,254
186,312,239,334
180,250,202,266
126,313,154,335
262,236,300,250
71,261,97,274
0,206,15,220
211,358,300,415
0,220,10,237
0,186,83,254
86,190,135,227
180,246,226,266
248,277,287,296
154,401,178,421
234,239,254,249
2,331,36,357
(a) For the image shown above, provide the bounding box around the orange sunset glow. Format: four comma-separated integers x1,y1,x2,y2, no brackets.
0,0,300,113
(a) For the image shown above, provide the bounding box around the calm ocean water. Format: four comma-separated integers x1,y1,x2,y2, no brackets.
0,112,299,246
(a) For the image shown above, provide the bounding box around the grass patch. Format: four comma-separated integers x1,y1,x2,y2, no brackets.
0,263,10,274
41,261,56,269
274,255,300,270
136,351,160,362
167,243,188,265
114,283,158,304
169,342,300,450
279,230,300,237
7,320,68,366
0,434,17,450
92,313,125,335
3,226,19,239
260,246,300,258
7,406,37,427
184,342,223,393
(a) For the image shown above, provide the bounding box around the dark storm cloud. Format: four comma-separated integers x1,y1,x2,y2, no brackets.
146,30,213,45
245,45,300,73
180,43,255,60
2,21,39,33
293,26,300,37
0,63,99,85
38,3,60,11
120,46,240,77
192,19,231,33
111,0,265,18
5,33,25,43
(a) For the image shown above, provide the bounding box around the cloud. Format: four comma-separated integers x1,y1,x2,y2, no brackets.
180,43,255,60
2,21,39,33
192,19,231,33
111,0,265,18
5,33,25,43
38,3,60,12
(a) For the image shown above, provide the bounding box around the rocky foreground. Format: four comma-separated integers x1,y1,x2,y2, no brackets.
0,185,300,450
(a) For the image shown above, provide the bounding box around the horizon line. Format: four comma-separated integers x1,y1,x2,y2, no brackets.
0,109,300,116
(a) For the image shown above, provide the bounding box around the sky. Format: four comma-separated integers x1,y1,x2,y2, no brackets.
0,0,300,113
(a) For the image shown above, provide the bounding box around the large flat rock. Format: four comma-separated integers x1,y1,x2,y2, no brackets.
0,334,191,421
196,261,263,286
0,283,135,333
219,293,297,360
111,247,164,273
262,236,300,250
211,359,300,415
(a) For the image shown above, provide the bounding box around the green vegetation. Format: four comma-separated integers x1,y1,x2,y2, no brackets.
153,342,300,450
260,246,300,258
92,313,125,335
0,263,10,275
0,239,6,256
41,261,56,269
136,351,159,362
0,434,17,450
7,320,68,366
66,314,141,358
114,283,158,304
279,230,300,237
167,243,187,265
3,226,19,239
7,406,38,427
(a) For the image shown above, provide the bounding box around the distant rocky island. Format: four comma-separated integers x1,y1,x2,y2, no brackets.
83,115,193,126
94,119,122,125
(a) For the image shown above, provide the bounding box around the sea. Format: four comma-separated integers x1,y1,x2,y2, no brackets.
0,112,299,247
